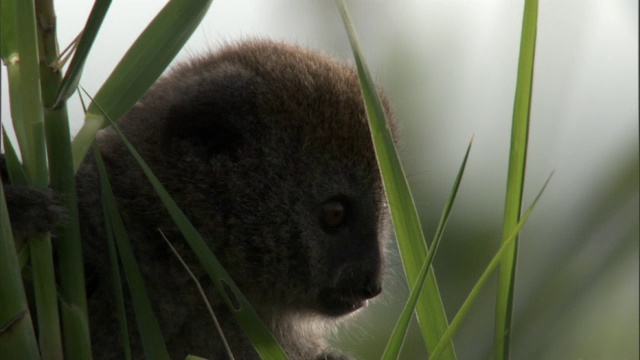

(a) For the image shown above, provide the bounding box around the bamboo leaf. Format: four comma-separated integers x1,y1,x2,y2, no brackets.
53,0,113,107
431,175,551,360
102,191,132,360
336,1,455,358
95,147,170,360
494,1,539,358
71,0,212,172
383,139,472,359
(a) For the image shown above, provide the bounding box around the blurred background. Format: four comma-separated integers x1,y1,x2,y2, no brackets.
2,1,637,359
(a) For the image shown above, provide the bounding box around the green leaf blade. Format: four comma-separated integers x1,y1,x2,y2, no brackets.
336,1,455,358
432,175,551,360
383,139,472,359
95,147,170,360
494,1,539,358
54,0,113,107
71,0,213,171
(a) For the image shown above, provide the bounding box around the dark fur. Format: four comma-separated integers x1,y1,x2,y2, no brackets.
0,157,66,241
4,40,395,359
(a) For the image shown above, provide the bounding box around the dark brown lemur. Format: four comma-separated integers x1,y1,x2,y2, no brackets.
4,39,396,359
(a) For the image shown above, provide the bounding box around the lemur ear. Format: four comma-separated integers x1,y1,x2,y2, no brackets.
163,63,262,156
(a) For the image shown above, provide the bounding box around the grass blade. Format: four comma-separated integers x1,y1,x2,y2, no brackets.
102,193,132,360
71,0,212,172
94,147,134,360
383,139,473,359
494,1,539,358
53,0,113,107
336,1,455,358
432,175,552,360
95,147,170,360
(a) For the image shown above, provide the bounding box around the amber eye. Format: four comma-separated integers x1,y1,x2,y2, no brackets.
321,199,347,229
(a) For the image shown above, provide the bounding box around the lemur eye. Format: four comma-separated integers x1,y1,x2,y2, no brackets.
320,196,349,231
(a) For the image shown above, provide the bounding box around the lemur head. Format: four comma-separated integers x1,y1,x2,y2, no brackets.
113,40,395,319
